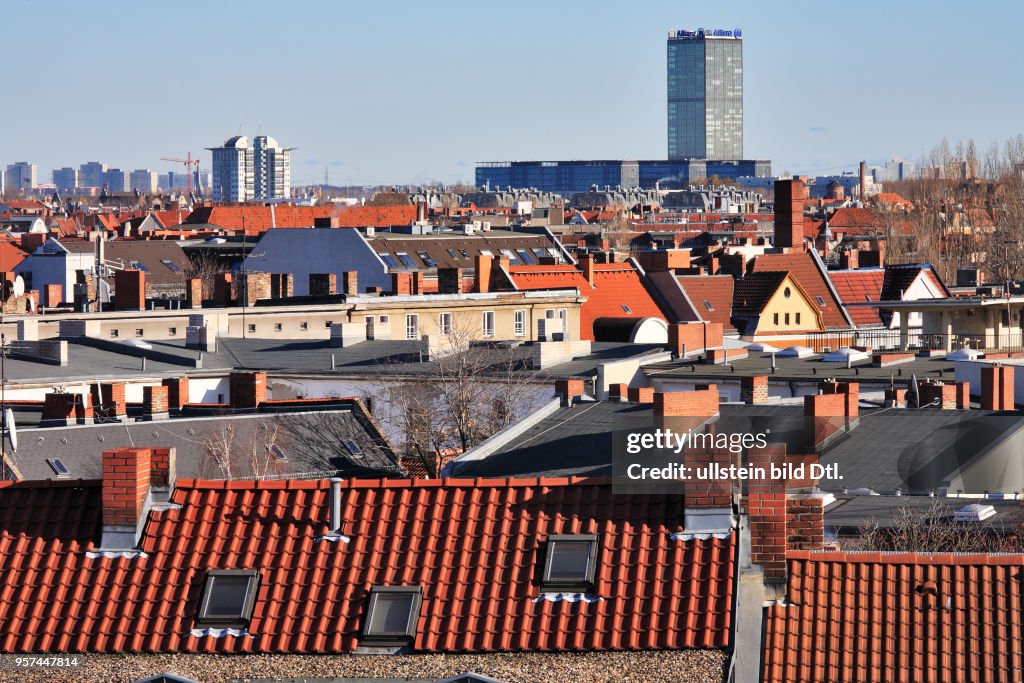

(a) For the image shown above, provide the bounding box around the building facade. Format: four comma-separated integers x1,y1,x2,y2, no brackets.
52,167,78,192
209,135,255,202
78,162,107,189
129,169,158,193
667,28,743,160
253,135,292,200
104,169,128,193
5,162,37,192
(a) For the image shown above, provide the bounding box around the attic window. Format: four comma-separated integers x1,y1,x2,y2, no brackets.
46,458,70,478
343,439,364,458
816,295,826,307
865,294,873,301
378,253,399,269
447,248,459,259
269,444,287,462
362,586,422,645
541,534,598,591
129,261,149,272
459,249,469,258
622,304,633,314
161,259,182,273
480,249,494,257
703,300,715,312
197,570,260,627
417,251,437,267
517,249,536,264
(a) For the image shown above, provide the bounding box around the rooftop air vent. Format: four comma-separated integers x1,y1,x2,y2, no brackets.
954,503,997,522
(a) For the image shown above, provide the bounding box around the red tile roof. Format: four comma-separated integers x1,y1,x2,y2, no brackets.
151,210,187,229
0,477,734,653
829,269,885,328
0,241,27,272
676,275,735,329
827,207,883,230
184,205,418,235
508,263,666,340
874,192,912,208
763,550,1024,683
326,205,418,228
751,252,850,329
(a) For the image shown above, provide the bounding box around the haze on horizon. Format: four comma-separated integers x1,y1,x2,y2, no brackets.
2,0,1021,186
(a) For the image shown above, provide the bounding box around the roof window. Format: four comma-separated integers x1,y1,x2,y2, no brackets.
621,304,632,314
816,295,826,306
197,570,260,627
378,253,399,269
703,300,714,311
47,458,70,478
362,586,422,645
396,252,416,269
541,534,598,591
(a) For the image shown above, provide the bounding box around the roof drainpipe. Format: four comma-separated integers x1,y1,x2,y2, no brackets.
330,477,343,534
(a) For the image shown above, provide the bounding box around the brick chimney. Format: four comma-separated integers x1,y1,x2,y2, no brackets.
115,268,146,311
786,494,826,550
41,392,78,427
230,371,267,410
773,178,808,251
162,376,189,415
150,447,177,495
919,380,958,410
608,383,628,401
412,271,427,295
101,447,152,549
141,385,169,421
804,380,859,448
342,271,359,296
981,365,1015,410
747,444,788,581
390,272,413,296
627,386,655,403
840,249,859,270
579,253,595,287
474,254,493,293
682,443,736,532
186,277,203,309
95,383,127,421
214,272,233,307
555,378,585,406
654,386,720,418
741,375,769,404
668,322,724,356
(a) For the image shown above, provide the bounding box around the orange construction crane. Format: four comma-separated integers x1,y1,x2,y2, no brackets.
160,151,201,195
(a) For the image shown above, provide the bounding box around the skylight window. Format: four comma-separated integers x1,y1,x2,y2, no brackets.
343,439,363,457
459,249,469,258
161,259,182,273
480,249,494,257
269,444,287,462
703,300,715,312
517,249,536,264
622,304,633,314
865,294,873,301
378,253,399,269
362,586,422,645
541,534,598,591
447,248,459,259
816,295,826,307
501,248,521,265
417,251,437,267
129,260,149,272
47,458,70,478
396,252,416,269
197,570,260,627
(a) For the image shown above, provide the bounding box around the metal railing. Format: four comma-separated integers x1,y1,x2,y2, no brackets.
803,330,1024,354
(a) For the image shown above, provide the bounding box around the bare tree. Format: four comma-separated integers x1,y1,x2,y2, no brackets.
368,320,541,477
847,499,1024,553
199,417,286,479
181,249,229,301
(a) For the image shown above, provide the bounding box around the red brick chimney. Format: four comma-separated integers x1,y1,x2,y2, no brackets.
162,376,189,415
627,386,655,403
555,378,585,406
741,376,768,404
654,386,720,418
981,365,1015,410
773,178,808,251
150,447,177,492
840,249,859,270
214,273,233,307
230,371,267,410
859,161,867,202
115,268,146,311
786,495,826,550
101,447,152,549
474,254,493,294
41,392,79,427
579,253,595,287
142,385,169,421
186,277,203,309
342,271,358,296
747,444,788,581
608,383,628,401
391,272,413,296
805,380,859,448
438,267,462,294
919,380,958,410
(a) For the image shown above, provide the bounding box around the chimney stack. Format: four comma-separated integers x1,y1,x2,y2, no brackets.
115,268,146,311
162,376,189,415
741,375,769,404
579,253,595,287
474,254,493,293
101,447,152,549
746,444,788,581
230,371,267,410
555,378,585,406
859,161,867,202
141,385,169,421
342,271,358,296
773,178,807,251
804,380,859,448
981,365,1015,410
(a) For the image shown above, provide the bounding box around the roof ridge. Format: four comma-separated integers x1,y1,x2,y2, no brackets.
177,475,615,491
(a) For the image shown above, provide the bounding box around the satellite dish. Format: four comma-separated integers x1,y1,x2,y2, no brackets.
5,409,17,452
12,276,24,298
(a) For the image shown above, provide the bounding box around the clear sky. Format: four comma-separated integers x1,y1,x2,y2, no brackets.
3,0,1022,186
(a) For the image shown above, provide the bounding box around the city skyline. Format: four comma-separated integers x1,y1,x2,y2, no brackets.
2,0,1022,186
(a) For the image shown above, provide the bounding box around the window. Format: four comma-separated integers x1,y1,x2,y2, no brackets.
517,249,536,265
480,249,494,257
783,287,792,298
168,327,177,335
865,294,873,302
161,259,182,273
501,248,520,265
274,323,283,332
325,321,333,328
46,458,70,478
378,253,399,269
135,329,144,337
439,312,453,335
300,322,308,331
621,304,633,314
541,534,598,591
248,324,256,333
459,249,469,258
795,312,801,325
110,329,119,338
129,260,149,272
362,586,422,645
482,311,495,337
558,309,567,331
703,300,714,312
545,308,556,319
343,439,363,457
379,315,389,324
816,295,826,307
198,570,260,627
396,252,416,269
514,309,526,336
773,313,779,325
416,251,437,267
784,313,790,325
406,314,419,339
447,248,459,259
269,444,288,462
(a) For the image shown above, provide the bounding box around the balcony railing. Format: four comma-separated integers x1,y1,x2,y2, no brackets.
802,330,1024,355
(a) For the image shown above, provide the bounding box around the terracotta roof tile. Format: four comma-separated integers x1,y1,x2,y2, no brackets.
830,269,885,327
0,241,27,272
751,252,850,329
0,477,734,653
827,207,883,230
763,551,1024,683
676,275,735,329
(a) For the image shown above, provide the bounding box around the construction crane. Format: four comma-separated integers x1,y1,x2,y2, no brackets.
160,151,201,195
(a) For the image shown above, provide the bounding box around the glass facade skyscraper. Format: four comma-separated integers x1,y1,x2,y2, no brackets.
667,29,743,160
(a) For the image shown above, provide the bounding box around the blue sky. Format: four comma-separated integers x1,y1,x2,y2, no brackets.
3,0,1022,185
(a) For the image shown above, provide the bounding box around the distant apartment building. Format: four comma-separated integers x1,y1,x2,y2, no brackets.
209,134,292,202
667,28,743,160
104,169,128,193
253,135,293,200
885,159,915,181
5,162,37,192
78,162,107,189
209,135,255,202
52,167,78,192
129,169,158,193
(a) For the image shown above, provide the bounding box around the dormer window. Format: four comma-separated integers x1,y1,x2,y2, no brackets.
541,534,598,592
362,586,422,645
197,570,260,627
